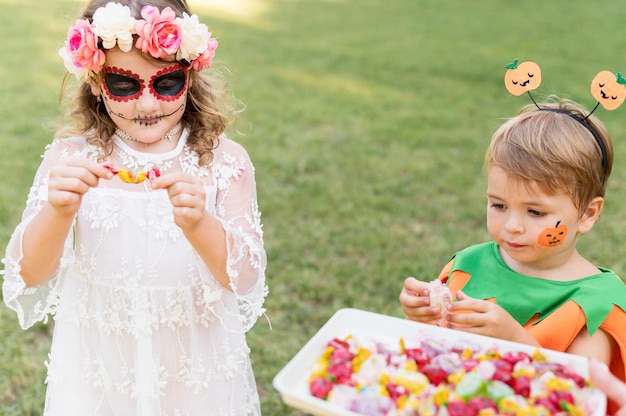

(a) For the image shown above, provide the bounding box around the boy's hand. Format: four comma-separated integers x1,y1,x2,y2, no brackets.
400,277,445,325
447,291,537,345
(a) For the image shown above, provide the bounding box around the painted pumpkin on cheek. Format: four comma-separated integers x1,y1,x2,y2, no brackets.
537,221,568,247
590,70,626,111
504,59,542,96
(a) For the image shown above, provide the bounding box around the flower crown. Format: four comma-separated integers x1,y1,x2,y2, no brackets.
59,2,218,81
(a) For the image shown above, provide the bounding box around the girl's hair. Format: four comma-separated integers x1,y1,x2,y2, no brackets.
485,96,613,215
57,0,237,166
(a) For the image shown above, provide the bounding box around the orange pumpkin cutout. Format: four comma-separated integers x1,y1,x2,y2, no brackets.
537,221,568,247
590,70,626,111
504,60,542,96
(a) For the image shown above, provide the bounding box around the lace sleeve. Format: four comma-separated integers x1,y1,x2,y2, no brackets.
211,139,268,332
1,141,76,329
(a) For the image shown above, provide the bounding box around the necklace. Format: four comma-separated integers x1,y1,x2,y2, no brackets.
115,122,183,143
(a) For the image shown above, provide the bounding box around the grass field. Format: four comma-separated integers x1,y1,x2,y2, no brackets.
2,0,626,414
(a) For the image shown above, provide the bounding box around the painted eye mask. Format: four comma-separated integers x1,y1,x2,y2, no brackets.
103,65,188,102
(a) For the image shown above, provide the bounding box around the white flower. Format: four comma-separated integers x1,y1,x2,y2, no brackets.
175,12,209,62
92,2,136,52
58,46,89,80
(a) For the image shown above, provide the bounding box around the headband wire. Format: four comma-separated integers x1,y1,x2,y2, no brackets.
526,91,608,176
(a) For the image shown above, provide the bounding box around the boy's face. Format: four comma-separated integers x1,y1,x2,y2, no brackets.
91,47,188,145
486,166,584,271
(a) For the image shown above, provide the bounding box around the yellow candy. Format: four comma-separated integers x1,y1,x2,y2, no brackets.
546,377,572,391
447,370,465,385
308,361,328,380
117,170,147,184
393,368,428,395
379,372,391,385
512,366,536,378
532,348,547,362
498,397,521,413
404,360,417,372
432,385,450,406
461,347,474,359
352,347,371,372
515,406,551,416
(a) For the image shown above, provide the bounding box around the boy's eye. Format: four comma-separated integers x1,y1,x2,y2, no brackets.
490,203,506,210
528,209,546,217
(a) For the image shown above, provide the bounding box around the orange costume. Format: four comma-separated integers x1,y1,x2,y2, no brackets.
438,242,626,414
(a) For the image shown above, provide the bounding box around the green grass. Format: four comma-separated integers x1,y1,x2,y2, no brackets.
2,0,626,414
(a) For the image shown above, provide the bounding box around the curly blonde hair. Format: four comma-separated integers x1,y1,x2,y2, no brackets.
485,96,613,215
57,0,238,166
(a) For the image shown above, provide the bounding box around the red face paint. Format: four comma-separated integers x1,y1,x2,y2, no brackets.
102,64,188,103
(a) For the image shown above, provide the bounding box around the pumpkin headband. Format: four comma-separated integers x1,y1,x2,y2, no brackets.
504,59,625,176
58,2,218,82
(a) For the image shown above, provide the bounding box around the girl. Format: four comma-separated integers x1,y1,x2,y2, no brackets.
399,99,626,414
2,1,267,415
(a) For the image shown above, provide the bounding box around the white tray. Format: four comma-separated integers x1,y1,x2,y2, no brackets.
273,308,606,416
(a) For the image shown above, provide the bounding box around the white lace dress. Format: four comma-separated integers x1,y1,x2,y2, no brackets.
2,130,268,416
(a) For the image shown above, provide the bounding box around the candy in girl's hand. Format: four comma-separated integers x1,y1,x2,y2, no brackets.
147,167,160,180
103,164,160,184
428,280,451,326
117,170,147,184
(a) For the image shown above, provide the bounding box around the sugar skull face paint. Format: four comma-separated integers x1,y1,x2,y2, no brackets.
537,220,568,247
102,64,188,103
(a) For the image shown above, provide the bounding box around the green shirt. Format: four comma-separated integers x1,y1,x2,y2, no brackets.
450,241,626,335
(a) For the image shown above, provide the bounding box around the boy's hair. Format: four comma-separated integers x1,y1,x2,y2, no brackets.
485,97,613,215
57,0,238,166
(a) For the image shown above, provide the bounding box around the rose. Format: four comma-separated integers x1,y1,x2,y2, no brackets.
135,6,182,59
59,18,104,80
176,12,209,62
92,2,136,52
190,37,218,71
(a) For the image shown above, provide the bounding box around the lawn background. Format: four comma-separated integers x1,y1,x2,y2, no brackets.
2,0,626,414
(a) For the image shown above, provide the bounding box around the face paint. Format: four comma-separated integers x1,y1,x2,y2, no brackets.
102,64,188,103
103,68,144,102
537,220,568,247
149,66,188,102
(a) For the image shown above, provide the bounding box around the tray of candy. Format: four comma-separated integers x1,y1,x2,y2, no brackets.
272,308,606,416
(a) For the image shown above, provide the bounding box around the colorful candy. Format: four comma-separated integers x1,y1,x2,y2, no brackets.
104,163,160,184
308,334,599,415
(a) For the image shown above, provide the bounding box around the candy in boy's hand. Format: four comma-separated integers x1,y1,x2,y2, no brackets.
428,280,451,326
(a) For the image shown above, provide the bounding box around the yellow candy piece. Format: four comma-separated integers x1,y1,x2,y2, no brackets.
432,385,450,406
545,377,572,391
117,170,147,184
447,370,465,385
352,347,371,372
393,368,428,395
532,348,547,362
498,397,521,413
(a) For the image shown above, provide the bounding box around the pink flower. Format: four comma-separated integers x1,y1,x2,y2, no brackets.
190,37,218,71
64,18,104,73
134,6,182,59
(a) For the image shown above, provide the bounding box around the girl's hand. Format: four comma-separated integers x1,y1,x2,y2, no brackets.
151,172,207,230
47,159,114,216
589,358,626,415
399,277,444,325
447,291,537,345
